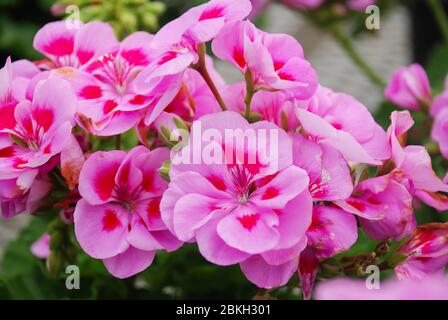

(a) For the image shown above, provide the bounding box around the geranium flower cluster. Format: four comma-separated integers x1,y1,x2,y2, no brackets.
1,0,448,299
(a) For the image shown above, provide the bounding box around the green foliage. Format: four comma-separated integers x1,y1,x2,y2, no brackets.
54,0,166,39
0,0,54,60
426,44,448,92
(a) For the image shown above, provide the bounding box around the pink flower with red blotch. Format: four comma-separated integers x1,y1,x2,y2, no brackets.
338,174,416,241
395,223,448,280
0,66,75,217
161,111,313,288
385,64,432,110
74,146,182,278
298,206,358,299
212,20,318,99
295,86,390,165
0,76,77,178
33,21,118,69
134,0,252,126
387,111,448,211
58,32,159,136
315,274,448,300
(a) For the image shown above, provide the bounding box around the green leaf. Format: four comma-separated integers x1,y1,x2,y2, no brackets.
426,44,448,92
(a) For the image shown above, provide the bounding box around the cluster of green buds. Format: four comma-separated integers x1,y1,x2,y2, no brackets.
52,0,166,39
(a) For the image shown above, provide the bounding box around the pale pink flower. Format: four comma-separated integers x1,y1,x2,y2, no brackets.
74,146,182,278
385,64,432,110
33,21,118,69
161,111,313,288
315,275,448,300
395,223,448,280
295,86,390,165
212,20,318,98
31,233,51,259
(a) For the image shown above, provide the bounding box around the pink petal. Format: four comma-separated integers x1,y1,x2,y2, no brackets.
78,150,126,205
31,233,51,259
402,146,448,193
298,247,319,300
240,255,298,289
251,165,309,209
75,22,119,65
173,193,221,241
196,214,250,266
31,76,77,132
217,205,279,254
307,206,358,259
296,108,381,165
33,21,77,58
103,246,155,279
74,200,129,259
272,190,312,250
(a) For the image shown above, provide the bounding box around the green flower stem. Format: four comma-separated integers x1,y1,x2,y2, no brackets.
427,0,448,44
115,134,122,150
331,25,387,89
244,70,255,119
196,44,228,111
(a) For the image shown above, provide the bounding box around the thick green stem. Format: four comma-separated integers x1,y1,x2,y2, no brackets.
115,134,122,150
331,26,387,89
427,0,448,44
196,44,228,111
244,70,255,119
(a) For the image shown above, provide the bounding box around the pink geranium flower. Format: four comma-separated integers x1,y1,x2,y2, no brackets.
385,64,432,110
161,111,313,288
295,86,390,165
135,0,252,125
212,20,318,98
395,223,448,280
74,146,182,278
58,32,158,136
33,21,118,69
339,174,416,241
